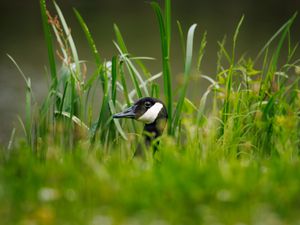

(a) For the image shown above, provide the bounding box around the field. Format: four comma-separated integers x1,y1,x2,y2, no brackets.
1,0,300,224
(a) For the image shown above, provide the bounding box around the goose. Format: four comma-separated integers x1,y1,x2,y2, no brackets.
113,97,168,156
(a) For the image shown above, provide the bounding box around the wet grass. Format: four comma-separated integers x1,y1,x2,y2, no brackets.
2,0,300,224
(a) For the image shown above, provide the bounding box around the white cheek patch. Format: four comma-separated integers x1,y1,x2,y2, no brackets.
138,102,163,124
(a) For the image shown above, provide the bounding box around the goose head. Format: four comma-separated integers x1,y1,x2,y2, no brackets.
113,97,168,141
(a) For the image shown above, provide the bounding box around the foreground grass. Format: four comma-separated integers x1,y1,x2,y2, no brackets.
3,0,300,224
1,146,300,225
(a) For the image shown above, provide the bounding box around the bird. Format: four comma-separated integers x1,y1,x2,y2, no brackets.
113,97,168,156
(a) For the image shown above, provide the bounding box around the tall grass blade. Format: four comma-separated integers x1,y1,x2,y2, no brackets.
232,15,244,62
7,55,32,145
90,67,109,144
196,88,210,125
113,24,129,53
54,111,89,131
134,57,154,80
123,57,149,96
254,13,297,64
7,128,16,152
177,20,186,63
261,13,297,94
111,56,118,104
69,75,77,122
151,1,173,134
74,8,101,66
17,116,27,140
113,41,144,97
40,0,58,91
59,81,69,113
109,101,128,140
25,78,32,145
151,83,160,98
165,0,171,50
128,72,162,99
216,36,227,73
217,40,231,65
172,24,197,134
270,15,296,69
184,24,197,75
49,18,68,60
7,55,30,87
197,31,207,71
221,17,244,131
54,1,81,81
119,64,131,106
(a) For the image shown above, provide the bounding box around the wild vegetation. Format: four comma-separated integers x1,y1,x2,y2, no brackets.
1,0,300,224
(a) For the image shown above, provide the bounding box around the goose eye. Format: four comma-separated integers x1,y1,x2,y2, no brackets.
144,101,152,108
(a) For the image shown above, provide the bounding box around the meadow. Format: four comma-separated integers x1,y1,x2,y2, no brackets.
1,0,300,224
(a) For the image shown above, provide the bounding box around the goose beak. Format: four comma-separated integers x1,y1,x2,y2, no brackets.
113,105,136,119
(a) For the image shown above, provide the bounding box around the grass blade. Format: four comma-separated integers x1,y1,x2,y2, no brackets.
261,13,297,94
184,24,197,75
40,0,57,90
113,42,144,97
197,31,207,71
25,78,32,145
151,83,160,98
54,111,89,131
119,63,131,106
196,88,210,125
123,57,149,96
74,8,101,66
232,15,244,62
7,55,32,145
113,24,129,54
254,13,297,64
109,101,128,140
177,20,186,63
54,1,81,81
128,72,162,99
165,0,171,50
111,56,118,104
172,24,197,133
151,1,173,134
7,128,16,152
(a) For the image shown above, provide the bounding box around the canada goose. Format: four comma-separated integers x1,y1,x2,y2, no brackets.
113,97,168,155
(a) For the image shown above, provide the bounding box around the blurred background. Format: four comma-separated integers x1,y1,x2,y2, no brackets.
1,0,300,144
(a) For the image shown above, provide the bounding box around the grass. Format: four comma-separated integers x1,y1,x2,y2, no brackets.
1,147,300,225
2,0,300,224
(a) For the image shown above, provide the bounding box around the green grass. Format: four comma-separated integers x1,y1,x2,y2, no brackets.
1,147,300,224
2,0,300,224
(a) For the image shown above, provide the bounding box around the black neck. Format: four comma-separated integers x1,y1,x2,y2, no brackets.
143,122,161,145
144,118,167,149
134,119,166,157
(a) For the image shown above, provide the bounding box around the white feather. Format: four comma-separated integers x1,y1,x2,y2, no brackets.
138,102,163,124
